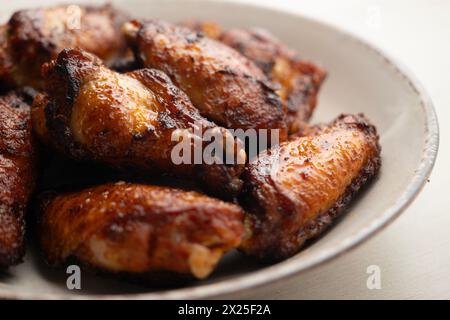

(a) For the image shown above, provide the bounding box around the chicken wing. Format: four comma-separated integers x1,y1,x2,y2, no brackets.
32,48,246,199
123,20,287,141
38,182,244,280
239,114,381,260
181,21,326,134
0,91,37,268
220,28,326,134
0,4,129,89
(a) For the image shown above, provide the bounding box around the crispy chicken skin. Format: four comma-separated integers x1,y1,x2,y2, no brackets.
33,48,246,198
123,20,287,140
38,182,244,279
0,4,129,89
0,91,37,268
220,29,326,134
240,114,381,260
182,21,326,134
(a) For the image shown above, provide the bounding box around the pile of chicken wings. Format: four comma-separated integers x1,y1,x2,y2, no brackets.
0,4,380,284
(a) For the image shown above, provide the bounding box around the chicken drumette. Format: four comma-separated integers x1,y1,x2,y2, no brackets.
0,4,130,89
240,114,381,260
38,182,244,280
0,91,37,268
123,20,287,141
32,48,246,199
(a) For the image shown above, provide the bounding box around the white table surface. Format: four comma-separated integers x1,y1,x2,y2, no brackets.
235,0,449,299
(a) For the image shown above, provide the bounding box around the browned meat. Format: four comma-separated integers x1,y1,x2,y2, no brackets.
0,91,37,268
0,4,130,89
32,48,246,199
220,28,326,134
123,20,287,141
181,21,326,134
240,114,381,260
38,182,244,279
181,20,223,39
0,25,13,92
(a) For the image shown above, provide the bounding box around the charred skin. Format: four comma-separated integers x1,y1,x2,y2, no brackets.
123,20,287,141
33,48,246,199
220,28,326,134
181,21,326,134
0,4,130,89
38,182,244,279
240,114,381,260
0,91,37,268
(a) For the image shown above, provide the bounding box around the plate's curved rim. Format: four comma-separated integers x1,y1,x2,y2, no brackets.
0,0,439,300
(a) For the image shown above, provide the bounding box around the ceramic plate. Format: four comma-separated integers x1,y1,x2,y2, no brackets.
0,0,438,299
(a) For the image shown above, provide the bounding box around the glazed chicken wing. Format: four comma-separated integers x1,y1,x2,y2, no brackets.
221,28,326,134
182,21,326,134
123,20,287,141
0,91,37,268
240,114,381,260
38,182,244,280
33,48,246,198
0,4,129,89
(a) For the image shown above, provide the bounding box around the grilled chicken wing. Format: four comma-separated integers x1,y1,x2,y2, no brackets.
182,21,326,134
0,91,37,268
240,114,381,260
123,20,287,141
32,48,246,198
0,4,129,89
38,182,244,280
